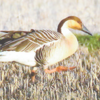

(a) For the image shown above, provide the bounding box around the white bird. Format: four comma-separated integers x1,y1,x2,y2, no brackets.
0,16,92,81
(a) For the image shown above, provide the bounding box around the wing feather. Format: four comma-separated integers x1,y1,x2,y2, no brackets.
0,29,62,52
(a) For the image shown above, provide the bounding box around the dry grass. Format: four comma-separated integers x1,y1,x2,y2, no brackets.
0,46,100,100
0,0,99,33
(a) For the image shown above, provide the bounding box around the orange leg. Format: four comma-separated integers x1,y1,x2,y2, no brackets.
45,66,76,74
30,70,36,82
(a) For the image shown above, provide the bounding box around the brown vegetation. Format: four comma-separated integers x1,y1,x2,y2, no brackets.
0,46,100,100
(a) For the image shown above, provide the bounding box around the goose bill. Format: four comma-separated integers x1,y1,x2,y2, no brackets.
82,25,92,36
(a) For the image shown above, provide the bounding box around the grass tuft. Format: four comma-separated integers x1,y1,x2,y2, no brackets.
76,34,100,52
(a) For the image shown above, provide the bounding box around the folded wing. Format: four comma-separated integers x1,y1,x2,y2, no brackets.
0,29,61,52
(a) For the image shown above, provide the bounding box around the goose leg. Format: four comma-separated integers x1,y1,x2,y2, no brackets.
30,67,38,82
31,70,36,82
44,66,76,74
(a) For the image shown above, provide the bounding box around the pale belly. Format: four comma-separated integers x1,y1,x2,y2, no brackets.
42,37,78,66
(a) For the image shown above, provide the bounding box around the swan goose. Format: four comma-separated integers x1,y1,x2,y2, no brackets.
0,16,92,81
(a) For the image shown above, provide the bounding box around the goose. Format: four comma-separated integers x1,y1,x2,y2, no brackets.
0,16,92,81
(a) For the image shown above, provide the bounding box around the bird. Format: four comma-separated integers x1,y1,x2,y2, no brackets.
0,16,92,82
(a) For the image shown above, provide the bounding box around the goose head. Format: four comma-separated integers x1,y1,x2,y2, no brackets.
57,16,92,36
